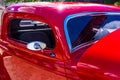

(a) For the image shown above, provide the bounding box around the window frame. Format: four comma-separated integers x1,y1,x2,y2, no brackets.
64,12,120,52
7,18,56,49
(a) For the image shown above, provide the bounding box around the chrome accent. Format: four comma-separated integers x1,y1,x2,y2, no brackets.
34,42,42,49
64,12,120,52
49,53,56,57
27,41,46,51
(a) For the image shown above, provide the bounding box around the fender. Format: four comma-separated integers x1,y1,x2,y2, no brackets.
77,29,120,79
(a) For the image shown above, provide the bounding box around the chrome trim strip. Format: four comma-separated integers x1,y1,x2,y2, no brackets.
64,12,120,52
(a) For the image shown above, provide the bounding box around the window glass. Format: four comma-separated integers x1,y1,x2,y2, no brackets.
66,15,120,50
67,16,92,43
8,19,55,49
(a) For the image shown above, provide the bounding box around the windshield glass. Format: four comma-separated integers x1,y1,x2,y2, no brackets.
65,14,120,51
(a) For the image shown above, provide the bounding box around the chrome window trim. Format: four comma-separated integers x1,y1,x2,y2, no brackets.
64,12,120,52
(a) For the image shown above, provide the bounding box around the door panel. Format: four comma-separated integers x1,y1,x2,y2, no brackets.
4,56,67,80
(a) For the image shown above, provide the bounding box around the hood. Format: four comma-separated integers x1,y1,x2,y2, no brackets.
76,29,120,80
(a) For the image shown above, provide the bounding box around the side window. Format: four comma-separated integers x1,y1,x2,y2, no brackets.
8,18,55,49
65,14,120,51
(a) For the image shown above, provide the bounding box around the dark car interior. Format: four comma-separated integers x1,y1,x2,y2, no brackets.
8,19,55,49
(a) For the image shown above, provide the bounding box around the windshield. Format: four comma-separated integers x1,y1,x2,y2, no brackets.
64,13,120,52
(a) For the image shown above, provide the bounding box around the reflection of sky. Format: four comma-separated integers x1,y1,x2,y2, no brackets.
104,72,119,78
102,16,120,28
67,15,120,44
77,62,120,79
104,21,120,29
67,16,92,43
77,62,100,69
93,16,120,40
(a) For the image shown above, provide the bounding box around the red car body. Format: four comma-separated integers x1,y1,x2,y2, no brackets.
0,2,120,80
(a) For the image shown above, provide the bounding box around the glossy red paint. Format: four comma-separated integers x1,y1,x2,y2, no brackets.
78,29,120,80
0,2,120,80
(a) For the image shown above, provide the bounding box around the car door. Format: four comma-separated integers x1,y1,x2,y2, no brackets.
4,18,67,80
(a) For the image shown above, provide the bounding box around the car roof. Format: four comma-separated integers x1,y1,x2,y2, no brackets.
7,2,120,15
5,2,120,28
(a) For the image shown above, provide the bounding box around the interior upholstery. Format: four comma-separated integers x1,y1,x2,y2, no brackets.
19,32,51,48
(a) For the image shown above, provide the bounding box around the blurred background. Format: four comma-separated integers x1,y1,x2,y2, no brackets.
0,0,120,6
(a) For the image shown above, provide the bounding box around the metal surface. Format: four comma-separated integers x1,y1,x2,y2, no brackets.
0,2,120,80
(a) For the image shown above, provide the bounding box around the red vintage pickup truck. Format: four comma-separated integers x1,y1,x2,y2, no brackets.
0,2,120,80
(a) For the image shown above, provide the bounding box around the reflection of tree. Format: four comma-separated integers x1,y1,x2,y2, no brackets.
5,0,37,3
104,0,119,4
65,0,104,3
114,1,120,6
5,0,47,2
0,0,4,5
